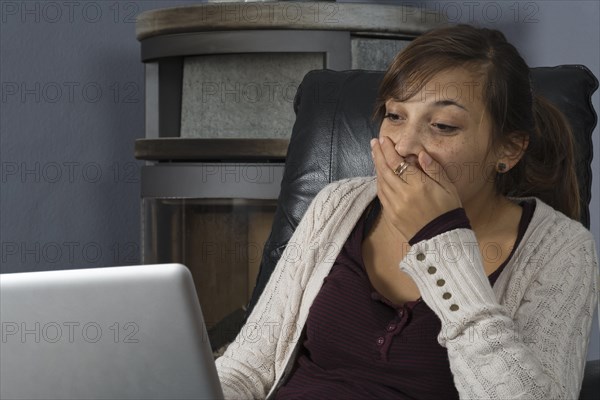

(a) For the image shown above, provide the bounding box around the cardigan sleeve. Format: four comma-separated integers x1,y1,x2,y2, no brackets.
399,227,599,399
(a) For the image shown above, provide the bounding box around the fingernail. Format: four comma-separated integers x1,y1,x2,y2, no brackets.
422,152,432,167
370,138,376,148
379,137,385,144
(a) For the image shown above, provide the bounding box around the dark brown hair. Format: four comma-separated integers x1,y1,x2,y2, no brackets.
374,24,580,221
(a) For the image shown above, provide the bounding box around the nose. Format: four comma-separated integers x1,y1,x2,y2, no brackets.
385,123,423,161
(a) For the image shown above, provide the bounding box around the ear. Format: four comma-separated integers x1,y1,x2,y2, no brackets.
497,131,529,167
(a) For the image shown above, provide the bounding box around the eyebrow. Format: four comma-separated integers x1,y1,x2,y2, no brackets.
432,100,469,112
387,98,470,112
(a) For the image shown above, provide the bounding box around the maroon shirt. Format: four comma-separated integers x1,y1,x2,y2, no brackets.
275,198,535,399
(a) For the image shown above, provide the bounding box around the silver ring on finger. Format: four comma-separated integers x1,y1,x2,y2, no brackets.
393,161,409,179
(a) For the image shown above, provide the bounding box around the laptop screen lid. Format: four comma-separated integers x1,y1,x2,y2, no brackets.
0,263,224,400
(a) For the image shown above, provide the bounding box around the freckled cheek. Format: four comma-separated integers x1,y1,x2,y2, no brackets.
445,153,492,187
378,119,393,134
426,145,461,181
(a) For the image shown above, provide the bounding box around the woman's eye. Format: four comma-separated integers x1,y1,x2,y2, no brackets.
383,113,402,122
431,123,458,133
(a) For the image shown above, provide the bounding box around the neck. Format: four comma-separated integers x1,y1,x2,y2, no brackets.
463,190,510,237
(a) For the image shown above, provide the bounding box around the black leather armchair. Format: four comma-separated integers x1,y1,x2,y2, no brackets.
248,66,599,399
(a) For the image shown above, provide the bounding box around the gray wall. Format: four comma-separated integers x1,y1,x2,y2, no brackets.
0,0,198,274
1,0,598,360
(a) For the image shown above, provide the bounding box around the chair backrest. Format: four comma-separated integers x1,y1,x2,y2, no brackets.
248,65,598,314
579,359,600,399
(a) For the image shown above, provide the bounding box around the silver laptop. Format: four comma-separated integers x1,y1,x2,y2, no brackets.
0,263,224,400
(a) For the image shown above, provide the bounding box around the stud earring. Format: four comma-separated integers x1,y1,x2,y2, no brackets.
497,162,508,173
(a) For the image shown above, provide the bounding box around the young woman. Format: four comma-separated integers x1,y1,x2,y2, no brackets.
216,24,599,399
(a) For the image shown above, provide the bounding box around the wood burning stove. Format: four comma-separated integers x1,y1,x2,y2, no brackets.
135,1,444,348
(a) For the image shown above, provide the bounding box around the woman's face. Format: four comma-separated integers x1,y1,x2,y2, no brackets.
379,67,499,205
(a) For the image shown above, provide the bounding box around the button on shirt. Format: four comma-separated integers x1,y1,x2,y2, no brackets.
275,198,535,399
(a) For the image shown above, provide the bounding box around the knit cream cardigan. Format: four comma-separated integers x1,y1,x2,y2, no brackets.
216,176,599,399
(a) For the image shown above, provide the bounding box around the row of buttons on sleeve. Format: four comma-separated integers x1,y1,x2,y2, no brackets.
416,252,459,312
